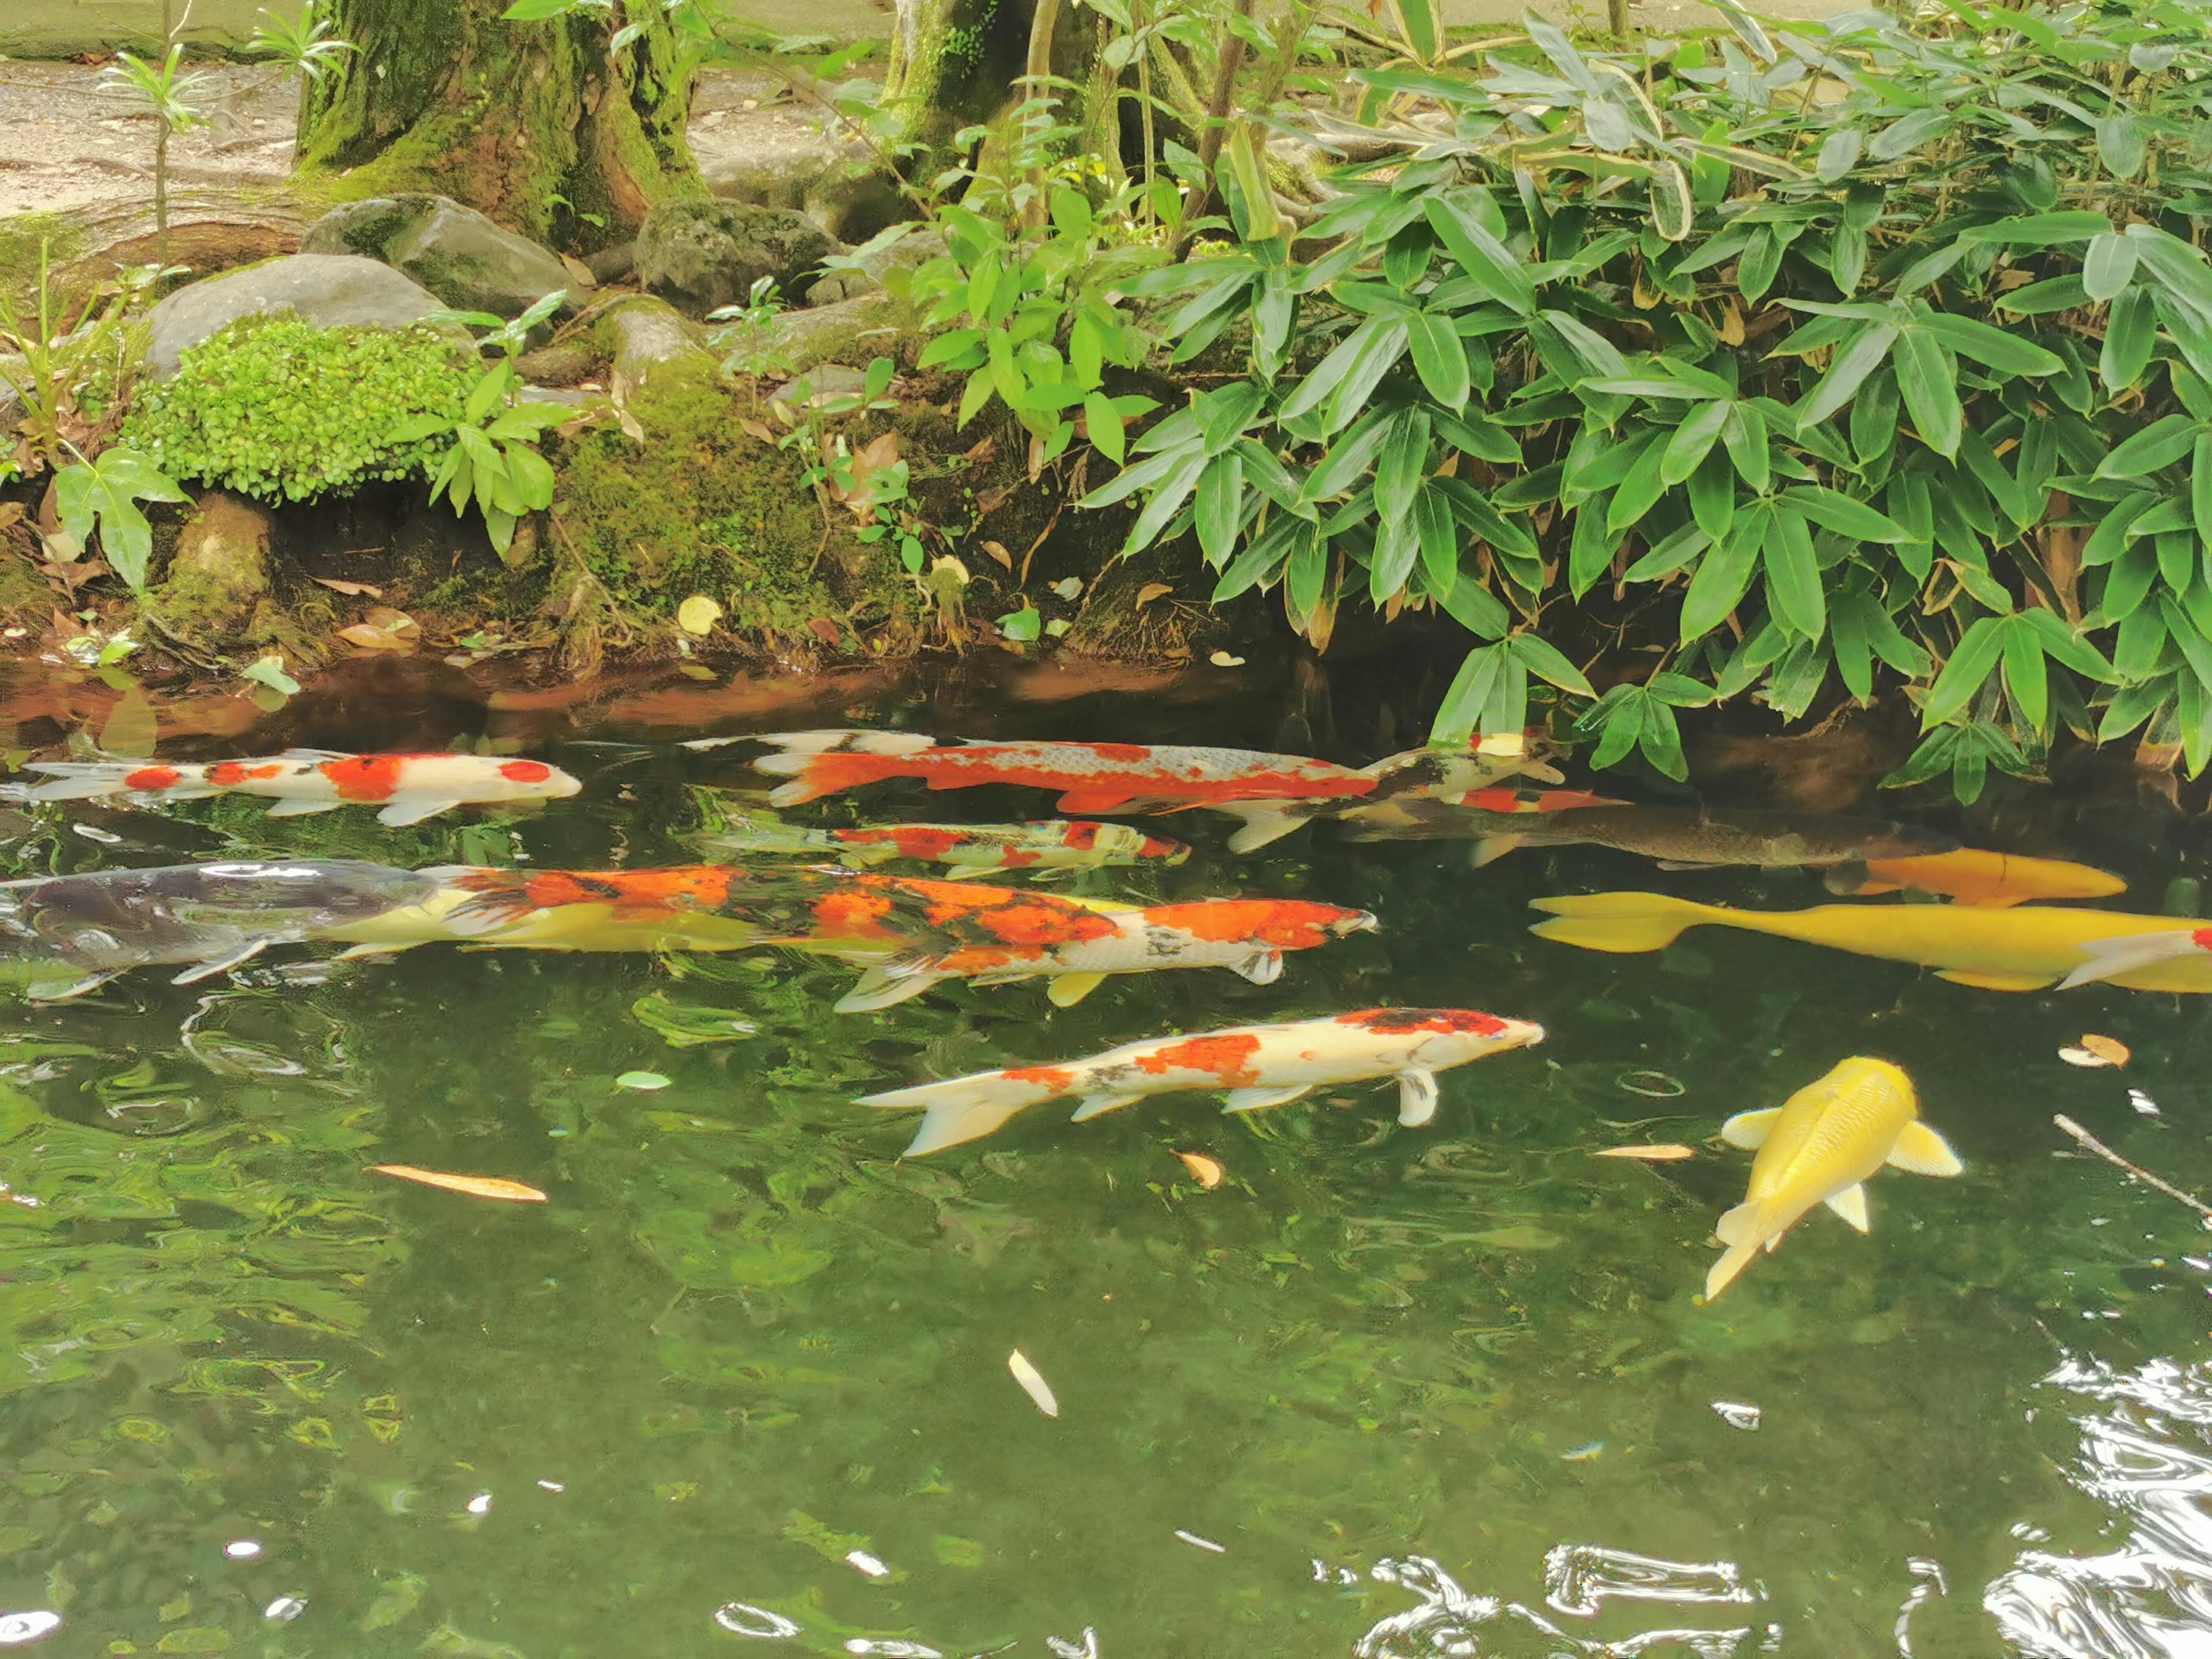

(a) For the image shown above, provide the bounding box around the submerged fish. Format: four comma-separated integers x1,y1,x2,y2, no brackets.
16,749,581,827
695,815,1191,877
858,1007,1545,1155
1707,1057,1962,1301
2057,925,2212,990
1352,802,1956,872
1824,848,2127,909
718,729,1552,852
1529,891,2212,992
425,864,1374,1010
0,858,443,997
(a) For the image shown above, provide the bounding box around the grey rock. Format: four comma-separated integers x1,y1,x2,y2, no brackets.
759,291,923,375
146,255,449,377
635,199,839,318
584,241,637,283
803,224,945,306
146,493,272,647
802,167,905,245
515,341,598,387
300,195,577,318
592,295,718,399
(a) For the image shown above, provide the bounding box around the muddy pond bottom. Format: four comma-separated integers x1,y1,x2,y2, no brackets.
0,677,2206,1659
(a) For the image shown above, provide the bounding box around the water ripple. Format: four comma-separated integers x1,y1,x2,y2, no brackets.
1353,1551,1768,1658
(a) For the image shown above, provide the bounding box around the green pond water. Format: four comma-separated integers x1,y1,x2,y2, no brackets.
1,688,2210,1659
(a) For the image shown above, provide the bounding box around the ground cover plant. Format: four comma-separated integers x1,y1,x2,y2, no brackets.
1071,0,2212,799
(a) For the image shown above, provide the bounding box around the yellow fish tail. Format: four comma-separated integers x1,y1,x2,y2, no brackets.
1529,892,1718,954
1706,1198,1774,1301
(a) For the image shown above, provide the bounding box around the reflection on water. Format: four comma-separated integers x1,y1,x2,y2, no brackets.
1988,1357,2212,1658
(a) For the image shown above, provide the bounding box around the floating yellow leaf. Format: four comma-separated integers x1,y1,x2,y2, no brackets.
1176,1151,1224,1188
368,1165,547,1203
677,595,723,636
979,539,1013,570
313,577,383,597
1209,650,1245,667
1007,1349,1058,1418
1594,1143,1696,1162
2082,1033,2131,1067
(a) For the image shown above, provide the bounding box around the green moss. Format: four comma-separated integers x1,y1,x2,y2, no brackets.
550,372,912,646
0,214,92,315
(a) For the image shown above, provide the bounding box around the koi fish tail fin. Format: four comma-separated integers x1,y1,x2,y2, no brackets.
16,762,208,802
1527,892,1714,954
1705,1198,1775,1301
856,1069,1065,1154
1218,800,1315,854
2056,930,2211,990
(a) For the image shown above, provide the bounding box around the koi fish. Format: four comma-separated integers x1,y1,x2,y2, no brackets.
695,815,1191,877
0,858,444,998
1335,787,1623,839
717,729,1555,852
1706,1057,1962,1301
858,1007,1546,1155
1823,848,2127,908
1529,891,2212,992
1353,802,1956,872
2056,925,2212,989
14,749,581,827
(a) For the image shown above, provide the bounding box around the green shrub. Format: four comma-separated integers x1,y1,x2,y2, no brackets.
123,315,472,502
1066,0,2212,799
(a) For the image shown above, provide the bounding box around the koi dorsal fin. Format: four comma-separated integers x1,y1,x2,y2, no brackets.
1719,1106,1781,1149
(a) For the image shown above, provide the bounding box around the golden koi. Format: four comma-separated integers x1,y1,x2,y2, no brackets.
695,815,1191,877
858,1007,1544,1155
16,749,580,826
1824,847,2127,908
2057,925,2212,989
1529,891,2212,992
715,729,1554,851
1706,1058,1961,1301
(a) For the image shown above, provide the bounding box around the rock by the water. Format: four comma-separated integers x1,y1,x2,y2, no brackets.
300,195,578,317
584,241,637,283
592,295,718,398
804,224,944,306
635,200,839,318
759,291,924,374
147,493,272,646
146,255,448,377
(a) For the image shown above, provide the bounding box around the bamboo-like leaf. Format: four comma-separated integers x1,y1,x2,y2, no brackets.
2083,233,2140,303
1764,506,1824,640
1894,329,1962,457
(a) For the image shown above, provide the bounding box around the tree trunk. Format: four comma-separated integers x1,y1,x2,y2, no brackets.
882,0,1099,187
297,0,702,249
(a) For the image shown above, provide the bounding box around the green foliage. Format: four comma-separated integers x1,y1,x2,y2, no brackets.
95,44,211,138
0,240,151,477
53,448,188,592
1079,0,2212,797
122,316,475,502
247,0,357,84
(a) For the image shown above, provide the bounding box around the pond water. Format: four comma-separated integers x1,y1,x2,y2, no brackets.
1,666,2209,1659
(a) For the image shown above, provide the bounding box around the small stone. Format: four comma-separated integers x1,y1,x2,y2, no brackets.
145,255,450,378
145,494,273,649
301,195,576,319
635,199,839,318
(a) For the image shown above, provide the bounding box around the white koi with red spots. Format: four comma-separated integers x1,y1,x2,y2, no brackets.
857,1007,1546,1155
14,750,581,826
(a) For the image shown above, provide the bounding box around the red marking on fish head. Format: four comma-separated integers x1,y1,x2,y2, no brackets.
1002,1065,1076,1092
123,765,181,791
1338,1008,1509,1037
1062,823,1101,850
2194,927,2212,950
319,754,408,801
1132,1033,1263,1086
1139,835,1189,863
499,760,552,785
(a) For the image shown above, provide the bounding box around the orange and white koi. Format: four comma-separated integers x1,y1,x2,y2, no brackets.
14,749,581,827
858,1007,1546,1154
706,729,1554,852
2058,925,2212,990
428,864,1375,1010
696,815,1190,877
1339,787,1624,840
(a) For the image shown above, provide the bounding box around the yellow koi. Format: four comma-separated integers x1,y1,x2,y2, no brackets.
1825,847,2127,908
1706,1057,1961,1301
1529,891,2212,992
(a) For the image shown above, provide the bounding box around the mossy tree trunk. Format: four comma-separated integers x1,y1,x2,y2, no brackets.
882,0,1103,187
298,0,703,249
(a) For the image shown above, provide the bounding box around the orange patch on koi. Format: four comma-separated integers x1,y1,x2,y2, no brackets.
499,760,553,784
1132,1033,1263,1086
123,766,181,790
1002,1065,1076,1092
319,755,408,801
1339,1008,1509,1037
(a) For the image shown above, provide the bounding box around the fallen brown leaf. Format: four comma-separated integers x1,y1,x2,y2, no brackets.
369,1165,547,1203
336,624,411,652
961,435,997,467
805,616,842,646
975,484,1014,515
2081,1033,2131,1067
363,607,419,637
740,418,775,444
313,577,384,598
980,539,1013,570
1594,1143,1696,1162
1176,1151,1224,1188
1134,582,1173,608
1027,434,1046,483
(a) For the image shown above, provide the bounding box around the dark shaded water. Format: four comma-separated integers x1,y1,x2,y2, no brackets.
0,662,2208,1658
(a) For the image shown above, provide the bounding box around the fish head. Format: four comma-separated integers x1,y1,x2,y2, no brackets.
1146,836,1194,865
1259,902,1380,947
495,759,583,801
1338,1008,1545,1063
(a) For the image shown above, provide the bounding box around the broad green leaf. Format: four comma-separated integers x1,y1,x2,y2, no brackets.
1415,486,1458,600
1764,506,1824,639
1590,690,1647,768
1568,500,1620,600
1423,195,1536,316
2083,233,2139,303
1868,107,1953,162
1375,408,1431,527
2017,608,2116,681
1894,330,1961,457
1913,312,2063,377
1431,644,1506,743
2103,288,2159,392
1509,631,1594,696
1680,504,1769,641
1638,698,1688,781
1661,399,1730,484
1922,615,2007,726
2002,619,2048,730
1194,452,1244,566
1781,484,1906,543
1960,211,2110,247
1795,324,1899,430
1406,311,1470,410
1721,401,1770,493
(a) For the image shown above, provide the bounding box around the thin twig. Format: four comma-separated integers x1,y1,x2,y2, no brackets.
2055,1113,2212,1224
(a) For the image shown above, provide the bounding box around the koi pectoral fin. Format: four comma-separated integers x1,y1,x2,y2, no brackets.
1469,836,1525,868
1887,1120,1965,1177
170,940,271,985
833,965,946,1013
1934,968,2057,991
1219,1084,1314,1113
264,798,344,818
1047,972,1107,1007
1824,1183,1871,1233
1719,1107,1781,1149
2055,932,2203,991
1395,1068,1440,1127
376,798,465,827
1219,804,1310,854
1236,949,1283,986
